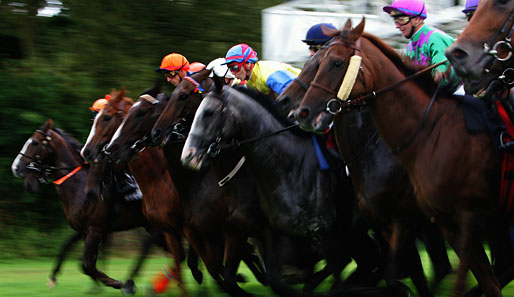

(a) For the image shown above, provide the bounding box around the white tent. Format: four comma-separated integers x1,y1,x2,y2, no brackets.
262,0,466,67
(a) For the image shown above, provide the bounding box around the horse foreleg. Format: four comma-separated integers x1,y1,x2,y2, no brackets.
421,221,452,290
48,231,82,288
223,236,254,297
82,230,123,289
163,232,188,297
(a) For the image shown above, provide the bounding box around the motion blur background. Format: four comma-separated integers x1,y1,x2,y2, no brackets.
0,0,466,259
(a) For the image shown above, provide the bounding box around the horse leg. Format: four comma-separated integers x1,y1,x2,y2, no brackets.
186,243,203,284
404,238,434,297
466,223,514,297
163,232,188,297
47,231,82,288
420,221,452,290
82,229,123,289
241,241,267,285
444,211,502,297
122,230,161,296
223,234,254,297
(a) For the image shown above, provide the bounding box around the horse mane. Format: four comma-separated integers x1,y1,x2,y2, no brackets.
52,127,84,158
361,32,438,95
232,86,309,138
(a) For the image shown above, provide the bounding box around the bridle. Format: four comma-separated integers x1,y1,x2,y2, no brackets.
307,35,444,154
18,129,83,184
481,8,514,86
194,93,298,159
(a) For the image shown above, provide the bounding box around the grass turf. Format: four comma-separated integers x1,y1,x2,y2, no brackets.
1,248,514,297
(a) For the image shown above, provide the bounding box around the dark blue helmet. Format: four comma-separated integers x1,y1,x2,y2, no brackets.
302,23,337,45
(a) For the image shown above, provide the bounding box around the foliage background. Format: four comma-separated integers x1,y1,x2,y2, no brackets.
0,0,282,258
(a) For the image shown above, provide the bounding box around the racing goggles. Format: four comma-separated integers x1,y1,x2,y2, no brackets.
164,70,179,78
228,63,244,73
309,45,322,53
392,14,412,25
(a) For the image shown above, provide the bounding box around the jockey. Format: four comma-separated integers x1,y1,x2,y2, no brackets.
89,95,111,118
155,53,190,87
207,58,237,86
302,23,337,56
383,0,460,90
187,62,206,75
462,0,479,21
223,43,301,99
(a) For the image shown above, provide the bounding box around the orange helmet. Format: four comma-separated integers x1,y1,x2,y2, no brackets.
188,62,206,74
89,95,111,112
155,53,190,72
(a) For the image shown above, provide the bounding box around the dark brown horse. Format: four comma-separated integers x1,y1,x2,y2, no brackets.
295,18,512,297
276,29,451,297
87,85,267,297
11,119,164,294
446,0,514,95
80,89,201,297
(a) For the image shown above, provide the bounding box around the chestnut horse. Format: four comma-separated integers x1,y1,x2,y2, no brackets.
87,85,267,297
295,18,512,297
11,119,165,293
276,34,451,297
80,88,204,297
446,0,514,95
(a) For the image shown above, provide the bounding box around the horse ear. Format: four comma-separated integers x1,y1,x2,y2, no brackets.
42,119,53,131
350,17,365,40
342,19,352,31
213,73,224,94
323,23,339,38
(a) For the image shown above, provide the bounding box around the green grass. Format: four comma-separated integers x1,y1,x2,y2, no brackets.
1,249,514,297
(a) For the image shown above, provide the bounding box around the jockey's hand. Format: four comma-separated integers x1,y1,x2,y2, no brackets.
433,71,446,84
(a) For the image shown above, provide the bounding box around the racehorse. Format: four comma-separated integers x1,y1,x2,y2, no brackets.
180,76,388,297
276,30,451,296
80,88,204,297
446,0,514,95
87,84,267,297
11,119,166,294
295,18,513,297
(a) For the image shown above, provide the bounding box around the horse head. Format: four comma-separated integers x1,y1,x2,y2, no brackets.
81,87,133,164
181,85,238,171
12,119,83,193
446,0,514,94
276,44,329,118
151,68,213,146
105,93,167,163
296,18,366,133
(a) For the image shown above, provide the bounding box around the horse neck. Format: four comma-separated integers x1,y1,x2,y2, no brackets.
361,41,439,154
226,93,315,181
49,131,83,175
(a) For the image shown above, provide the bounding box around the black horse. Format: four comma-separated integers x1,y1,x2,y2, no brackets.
181,78,384,297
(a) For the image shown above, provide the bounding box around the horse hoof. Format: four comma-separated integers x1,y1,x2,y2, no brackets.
121,279,136,296
47,278,57,289
192,270,203,284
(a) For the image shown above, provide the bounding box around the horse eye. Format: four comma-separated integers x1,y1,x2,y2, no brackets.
103,115,112,122
333,60,343,67
179,94,188,101
31,140,39,146
497,0,510,5
135,109,146,117
203,110,214,118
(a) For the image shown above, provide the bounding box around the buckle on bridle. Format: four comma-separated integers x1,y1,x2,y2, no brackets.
499,68,514,87
488,40,513,62
326,98,342,115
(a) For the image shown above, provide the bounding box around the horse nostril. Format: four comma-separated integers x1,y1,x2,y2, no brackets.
297,107,310,120
448,47,469,61
82,148,90,159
